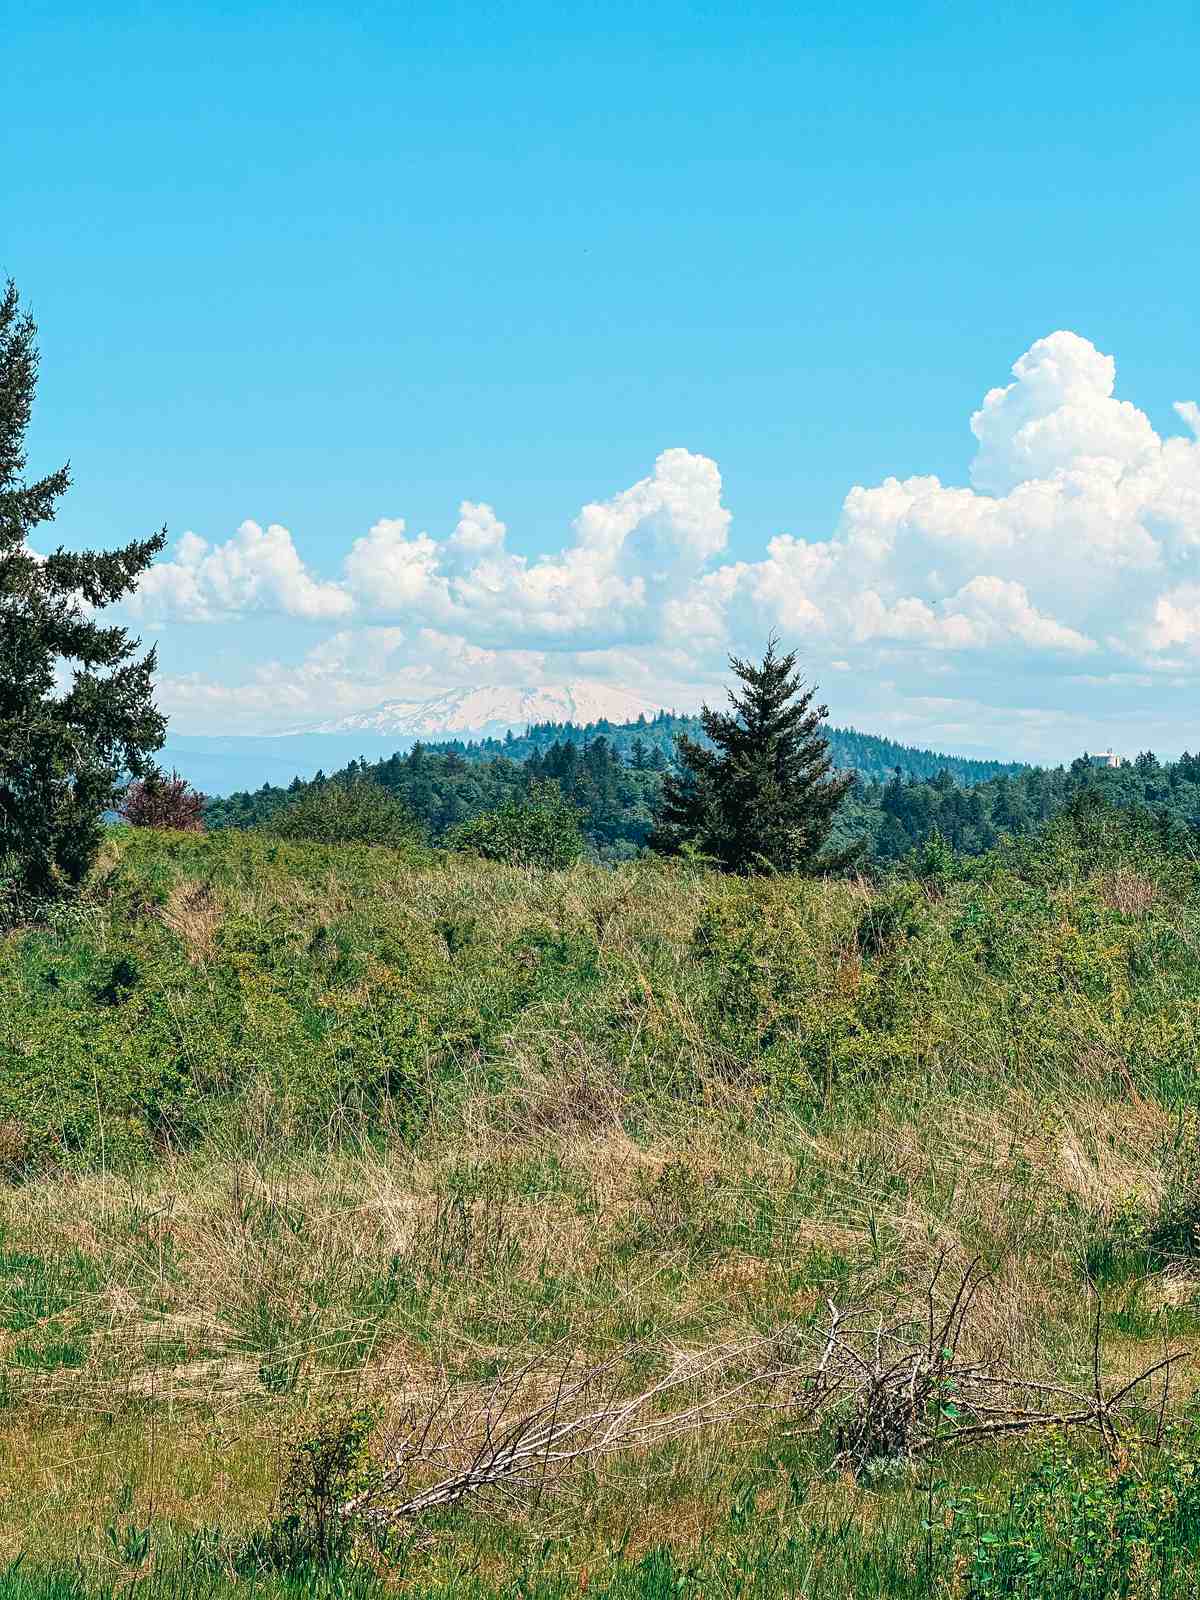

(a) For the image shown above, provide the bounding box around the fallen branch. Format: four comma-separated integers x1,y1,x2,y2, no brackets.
336,1258,1191,1527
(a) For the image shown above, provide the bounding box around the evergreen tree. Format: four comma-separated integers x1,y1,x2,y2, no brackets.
650,639,856,874
0,282,166,896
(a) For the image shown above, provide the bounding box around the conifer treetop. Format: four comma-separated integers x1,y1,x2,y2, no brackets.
650,636,857,874
0,281,167,897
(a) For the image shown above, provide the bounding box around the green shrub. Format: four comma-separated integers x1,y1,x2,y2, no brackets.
855,882,927,958
689,881,927,1094
248,1405,382,1570
942,1437,1200,1596
446,781,584,870
265,781,425,852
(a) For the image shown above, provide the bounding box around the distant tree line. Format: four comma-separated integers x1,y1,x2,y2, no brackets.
839,751,1200,864
202,707,1032,864
204,731,1200,870
204,734,665,861
413,711,1026,788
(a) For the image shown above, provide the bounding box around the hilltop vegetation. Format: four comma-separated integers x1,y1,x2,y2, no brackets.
3,803,1200,1594
405,709,1029,785
203,713,1200,870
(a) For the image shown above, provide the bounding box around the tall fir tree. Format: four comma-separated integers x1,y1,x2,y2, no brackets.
650,638,857,874
0,282,167,896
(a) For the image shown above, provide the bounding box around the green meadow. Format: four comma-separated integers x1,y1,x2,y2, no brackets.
4,805,1200,1595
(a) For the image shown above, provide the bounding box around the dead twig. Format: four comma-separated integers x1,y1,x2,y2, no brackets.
336,1259,1191,1527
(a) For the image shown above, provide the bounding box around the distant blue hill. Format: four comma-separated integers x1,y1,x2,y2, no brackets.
161,733,424,797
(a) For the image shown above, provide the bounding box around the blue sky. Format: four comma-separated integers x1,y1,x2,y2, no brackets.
7,0,1200,758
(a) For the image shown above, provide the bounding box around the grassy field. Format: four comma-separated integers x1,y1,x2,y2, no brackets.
4,808,1200,1595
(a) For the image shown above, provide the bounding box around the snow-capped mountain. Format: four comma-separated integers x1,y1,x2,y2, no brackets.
304,682,680,739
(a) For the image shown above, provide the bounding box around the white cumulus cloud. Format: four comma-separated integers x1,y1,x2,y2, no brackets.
129,330,1200,757
675,331,1198,682
341,446,730,646
131,520,352,622
970,331,1160,494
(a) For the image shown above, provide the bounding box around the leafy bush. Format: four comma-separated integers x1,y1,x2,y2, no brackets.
855,882,928,958
942,1438,1200,1596
118,771,206,831
446,781,584,869
0,856,99,934
265,780,425,851
249,1405,381,1570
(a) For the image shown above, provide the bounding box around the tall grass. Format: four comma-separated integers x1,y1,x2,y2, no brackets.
1,807,1199,1592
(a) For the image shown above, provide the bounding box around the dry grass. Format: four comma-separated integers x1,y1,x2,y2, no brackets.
0,1089,1189,1582
160,879,223,963
0,1081,1186,1438
1098,867,1161,917
3,821,1199,1585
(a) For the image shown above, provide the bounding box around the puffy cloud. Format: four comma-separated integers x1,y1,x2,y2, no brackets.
131,520,352,622
572,446,730,566
1141,585,1200,653
671,333,1197,683
342,446,729,646
941,576,1096,654
343,520,449,615
970,331,1160,493
447,501,507,556
134,331,1200,758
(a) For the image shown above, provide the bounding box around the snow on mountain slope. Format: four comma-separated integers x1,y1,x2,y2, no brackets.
304,682,680,738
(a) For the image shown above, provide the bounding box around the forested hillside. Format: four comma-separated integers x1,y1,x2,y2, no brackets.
204,714,1027,859
204,712,1200,867
843,749,1200,861
205,737,665,858
409,711,1026,785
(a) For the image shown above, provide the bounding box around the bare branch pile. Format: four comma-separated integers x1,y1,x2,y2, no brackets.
338,1257,1190,1529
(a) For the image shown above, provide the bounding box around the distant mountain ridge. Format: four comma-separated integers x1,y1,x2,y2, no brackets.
302,681,681,739
161,675,1032,799
183,706,1026,805
285,681,1025,788
420,713,1027,788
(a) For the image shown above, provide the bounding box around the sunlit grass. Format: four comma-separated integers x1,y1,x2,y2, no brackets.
2,809,1200,1593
